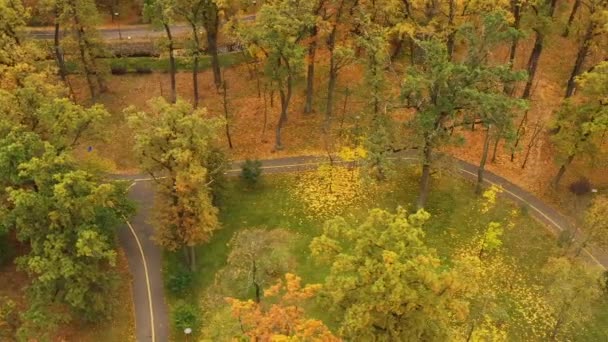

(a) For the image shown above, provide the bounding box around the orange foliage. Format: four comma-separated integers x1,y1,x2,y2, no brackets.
226,273,340,341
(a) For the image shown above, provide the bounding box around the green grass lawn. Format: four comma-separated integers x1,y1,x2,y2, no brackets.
164,164,608,341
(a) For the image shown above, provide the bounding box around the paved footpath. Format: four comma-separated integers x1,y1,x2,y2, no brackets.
117,153,608,341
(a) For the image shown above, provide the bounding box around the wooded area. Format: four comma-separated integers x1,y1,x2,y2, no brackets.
1,0,607,340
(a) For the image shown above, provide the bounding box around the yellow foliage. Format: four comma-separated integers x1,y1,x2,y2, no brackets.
292,165,367,219
480,185,503,214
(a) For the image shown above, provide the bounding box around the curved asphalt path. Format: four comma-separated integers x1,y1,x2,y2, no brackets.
117,152,608,342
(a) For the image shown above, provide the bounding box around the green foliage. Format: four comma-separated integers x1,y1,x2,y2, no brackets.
172,301,201,333
311,208,469,340
240,159,263,188
551,61,608,166
542,257,605,339
166,263,194,296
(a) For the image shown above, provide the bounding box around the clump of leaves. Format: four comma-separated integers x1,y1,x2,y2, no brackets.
240,159,263,189
293,164,365,218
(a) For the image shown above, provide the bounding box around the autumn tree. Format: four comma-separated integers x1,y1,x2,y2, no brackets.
551,61,608,187
226,273,339,341
127,97,223,270
144,0,178,103
234,0,315,150
564,0,608,98
175,0,204,107
542,257,605,340
57,0,109,99
225,229,293,303
520,0,559,100
310,208,469,340
323,0,356,121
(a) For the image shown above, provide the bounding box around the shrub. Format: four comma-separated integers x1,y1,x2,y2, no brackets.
240,159,262,188
569,177,592,196
110,66,128,75
135,66,153,74
172,302,200,333
166,264,194,296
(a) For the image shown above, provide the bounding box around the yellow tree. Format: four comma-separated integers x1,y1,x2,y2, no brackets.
127,98,223,270
226,273,340,341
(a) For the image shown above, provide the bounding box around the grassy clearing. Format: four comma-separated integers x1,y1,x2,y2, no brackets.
163,163,608,340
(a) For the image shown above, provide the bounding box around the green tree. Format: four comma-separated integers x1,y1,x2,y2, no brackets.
0,147,133,335
551,61,608,187
401,38,470,209
234,0,315,150
310,208,469,340
542,256,605,340
127,97,224,270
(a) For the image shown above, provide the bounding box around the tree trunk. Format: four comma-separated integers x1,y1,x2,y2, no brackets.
476,125,492,194
325,26,338,124
164,23,177,104
522,0,557,99
205,11,222,89
491,133,501,163
508,0,522,68
53,15,73,97
222,80,233,148
521,30,543,99
416,136,433,210
190,22,201,108
446,0,456,60
275,72,292,151
565,21,594,98
304,26,317,114
70,1,97,99
553,154,574,188
563,0,581,37
252,259,261,303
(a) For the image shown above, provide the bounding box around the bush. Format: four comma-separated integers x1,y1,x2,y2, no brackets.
135,66,153,74
172,302,200,333
240,159,262,188
166,264,194,296
569,177,592,196
110,66,128,75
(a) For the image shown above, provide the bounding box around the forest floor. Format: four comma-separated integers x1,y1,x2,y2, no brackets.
164,165,608,341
